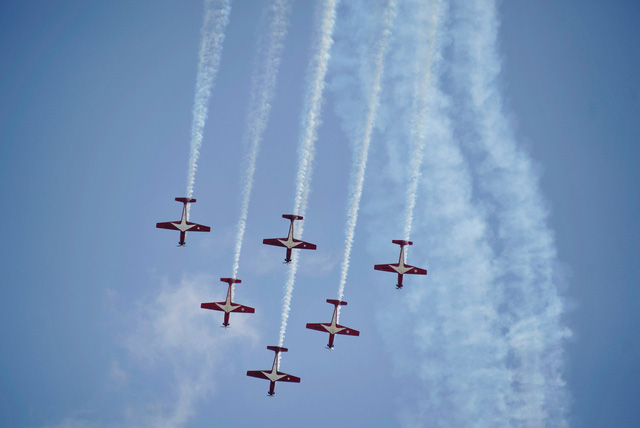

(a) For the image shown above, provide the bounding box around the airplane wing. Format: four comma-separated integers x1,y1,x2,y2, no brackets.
229,304,255,313
263,238,286,247
200,302,224,312
246,371,270,380
156,222,179,230
276,372,301,383
186,222,210,232
335,325,360,336
404,265,427,275
306,323,328,332
200,303,255,313
374,263,397,273
293,240,316,250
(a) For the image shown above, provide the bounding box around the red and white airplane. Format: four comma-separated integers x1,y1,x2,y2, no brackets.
306,299,360,349
262,214,316,263
200,278,255,328
156,197,210,246
246,346,301,396
374,240,427,289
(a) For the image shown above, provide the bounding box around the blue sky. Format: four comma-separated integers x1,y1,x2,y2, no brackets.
1,1,638,427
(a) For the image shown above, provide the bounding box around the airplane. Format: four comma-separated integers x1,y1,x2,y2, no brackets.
374,240,427,289
262,214,316,263
306,299,360,349
156,197,210,246
200,278,255,328
246,346,300,396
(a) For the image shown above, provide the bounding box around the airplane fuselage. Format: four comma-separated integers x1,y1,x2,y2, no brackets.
277,220,303,250
321,306,347,336
171,203,196,245
278,220,302,263
261,352,288,396
214,284,241,314
392,244,413,275
214,284,242,327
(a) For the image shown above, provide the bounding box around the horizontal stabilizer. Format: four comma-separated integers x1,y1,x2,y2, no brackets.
326,299,347,306
282,214,303,221
392,239,412,246
175,197,196,203
267,345,288,353
220,277,241,284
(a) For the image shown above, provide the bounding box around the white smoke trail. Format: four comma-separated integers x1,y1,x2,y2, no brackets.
335,0,397,319
358,0,516,425
451,0,570,425
231,0,292,292
278,0,339,348
402,3,440,246
185,0,232,202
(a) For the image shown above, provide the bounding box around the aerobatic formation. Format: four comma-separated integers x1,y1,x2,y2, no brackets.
154,0,429,399
156,199,428,395
145,0,570,424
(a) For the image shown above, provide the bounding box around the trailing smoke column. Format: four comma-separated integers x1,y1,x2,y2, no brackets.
278,0,339,352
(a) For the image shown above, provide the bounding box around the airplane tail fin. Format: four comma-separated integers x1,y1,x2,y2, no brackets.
326,299,347,306
175,197,196,204
220,277,242,284
392,239,412,246
267,346,288,353
282,214,303,221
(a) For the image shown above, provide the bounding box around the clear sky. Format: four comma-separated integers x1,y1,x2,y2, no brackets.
0,1,638,427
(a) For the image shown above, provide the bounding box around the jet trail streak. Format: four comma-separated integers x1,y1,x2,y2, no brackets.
336,0,397,321
360,1,516,425
231,0,292,293
452,0,570,424
402,2,439,252
186,0,231,202
278,0,339,349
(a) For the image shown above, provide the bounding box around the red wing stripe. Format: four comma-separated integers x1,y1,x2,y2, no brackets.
156,222,179,230
201,302,224,311
276,372,301,383
263,238,286,247
230,305,255,313
336,325,360,336
306,323,328,332
374,264,397,273
186,222,210,232
404,265,427,275
246,370,269,380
